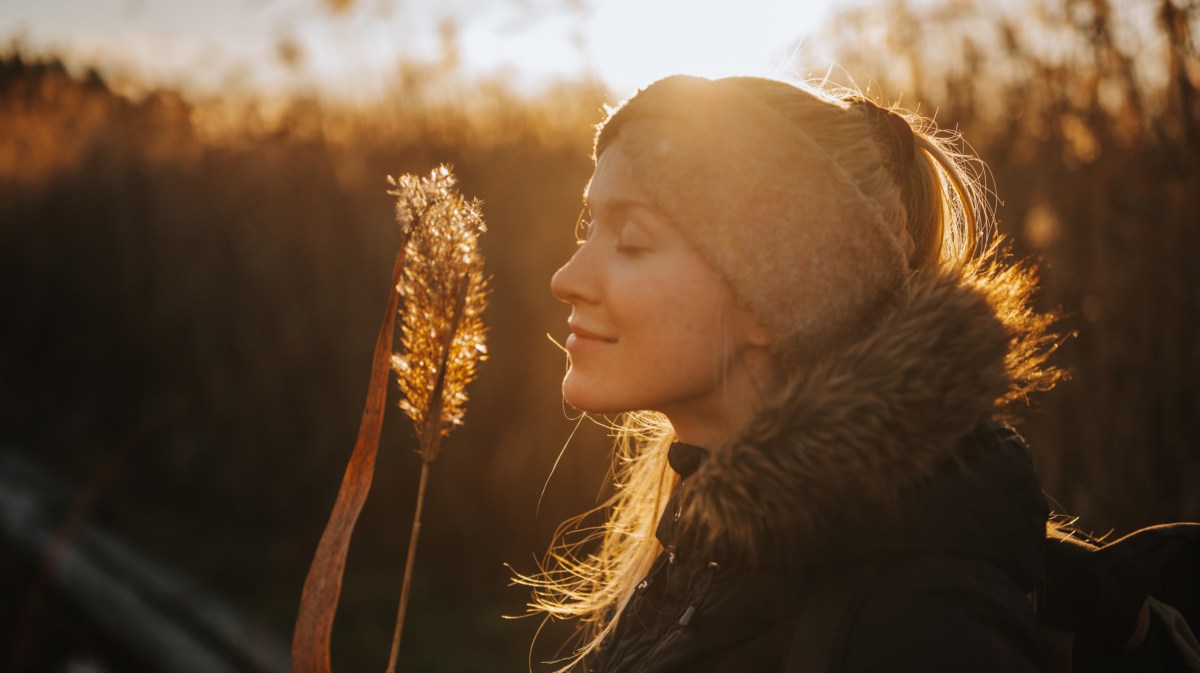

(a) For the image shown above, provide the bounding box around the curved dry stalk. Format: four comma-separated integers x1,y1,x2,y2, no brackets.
293,250,406,673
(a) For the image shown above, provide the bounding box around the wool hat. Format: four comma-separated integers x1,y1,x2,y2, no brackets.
595,75,915,363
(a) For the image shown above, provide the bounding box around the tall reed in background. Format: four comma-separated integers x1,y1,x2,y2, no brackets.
292,166,488,673
386,166,489,672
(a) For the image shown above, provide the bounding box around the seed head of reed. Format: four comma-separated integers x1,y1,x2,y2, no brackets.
387,165,489,462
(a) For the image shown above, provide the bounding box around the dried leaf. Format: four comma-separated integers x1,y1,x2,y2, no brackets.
291,251,405,673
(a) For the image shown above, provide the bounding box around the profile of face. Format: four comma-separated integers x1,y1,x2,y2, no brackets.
550,136,776,444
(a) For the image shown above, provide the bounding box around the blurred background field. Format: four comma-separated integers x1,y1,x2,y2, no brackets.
1,0,1197,671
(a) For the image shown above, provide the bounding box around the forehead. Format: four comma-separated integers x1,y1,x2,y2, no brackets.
585,138,649,208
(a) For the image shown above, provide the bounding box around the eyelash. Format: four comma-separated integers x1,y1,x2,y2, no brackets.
574,211,646,254
574,210,594,245
614,240,646,255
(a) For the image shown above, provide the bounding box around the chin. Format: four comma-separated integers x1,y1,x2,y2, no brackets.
562,375,631,415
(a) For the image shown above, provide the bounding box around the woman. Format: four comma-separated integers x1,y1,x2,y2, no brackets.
522,74,1066,672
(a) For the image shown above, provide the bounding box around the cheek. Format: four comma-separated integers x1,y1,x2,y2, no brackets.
624,274,735,364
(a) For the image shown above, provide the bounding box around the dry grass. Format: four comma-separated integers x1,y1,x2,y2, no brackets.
1,0,1197,668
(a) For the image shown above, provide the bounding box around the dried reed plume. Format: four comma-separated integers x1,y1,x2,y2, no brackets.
292,165,488,673
386,165,489,673
389,165,489,461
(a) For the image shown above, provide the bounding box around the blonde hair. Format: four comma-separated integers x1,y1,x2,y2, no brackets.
517,76,997,671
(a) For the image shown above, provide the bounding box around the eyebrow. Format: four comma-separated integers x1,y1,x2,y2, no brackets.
582,196,673,225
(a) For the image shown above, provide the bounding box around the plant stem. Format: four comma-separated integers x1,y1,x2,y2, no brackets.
386,459,433,673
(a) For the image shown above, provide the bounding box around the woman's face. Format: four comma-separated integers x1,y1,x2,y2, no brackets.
550,138,772,441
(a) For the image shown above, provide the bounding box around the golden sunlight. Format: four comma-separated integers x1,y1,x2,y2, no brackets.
4,0,845,100
581,0,840,93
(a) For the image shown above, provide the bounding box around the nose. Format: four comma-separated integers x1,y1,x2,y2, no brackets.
550,243,595,305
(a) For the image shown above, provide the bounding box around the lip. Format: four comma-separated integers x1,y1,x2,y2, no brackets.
566,322,616,351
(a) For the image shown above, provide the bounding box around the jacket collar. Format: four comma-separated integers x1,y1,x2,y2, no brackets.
667,442,706,479
667,257,1064,579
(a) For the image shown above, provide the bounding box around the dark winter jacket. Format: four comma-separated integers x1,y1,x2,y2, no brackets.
589,263,1061,673
589,421,1049,673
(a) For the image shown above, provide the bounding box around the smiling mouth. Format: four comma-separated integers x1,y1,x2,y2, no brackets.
566,324,616,348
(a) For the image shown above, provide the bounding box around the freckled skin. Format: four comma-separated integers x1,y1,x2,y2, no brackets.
550,138,778,448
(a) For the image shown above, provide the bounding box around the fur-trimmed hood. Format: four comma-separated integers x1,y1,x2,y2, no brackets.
669,255,1066,580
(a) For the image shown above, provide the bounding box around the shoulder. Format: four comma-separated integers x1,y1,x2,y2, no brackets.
787,556,1049,673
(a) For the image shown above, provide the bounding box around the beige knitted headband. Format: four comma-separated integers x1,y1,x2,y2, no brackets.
595,75,915,362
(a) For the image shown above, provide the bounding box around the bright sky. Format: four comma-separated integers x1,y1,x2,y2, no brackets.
2,0,853,101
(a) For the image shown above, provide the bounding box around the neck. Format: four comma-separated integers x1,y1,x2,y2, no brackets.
663,347,784,450
667,409,743,450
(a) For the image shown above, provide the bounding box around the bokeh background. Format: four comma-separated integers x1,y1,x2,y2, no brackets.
1,0,1197,671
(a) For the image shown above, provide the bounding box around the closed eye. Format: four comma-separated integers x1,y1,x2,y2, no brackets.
614,220,653,254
